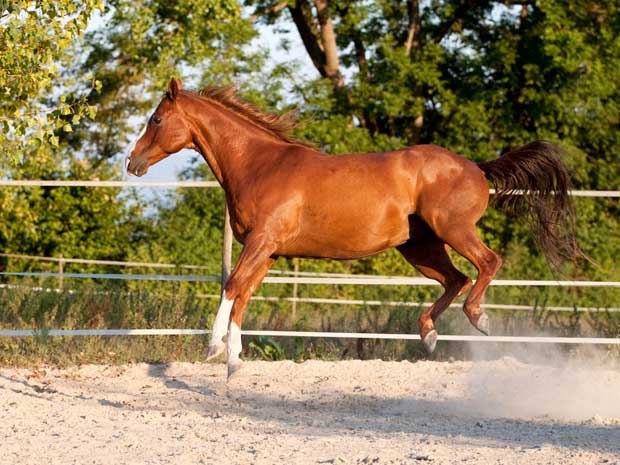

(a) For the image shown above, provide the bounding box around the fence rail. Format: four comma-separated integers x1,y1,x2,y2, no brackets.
1,283,617,313
2,271,620,287
0,180,618,197
0,253,211,270
0,328,618,345
0,180,219,187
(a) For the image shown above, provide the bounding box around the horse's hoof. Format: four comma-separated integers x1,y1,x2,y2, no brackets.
422,329,438,354
474,313,490,336
206,341,225,361
227,360,243,380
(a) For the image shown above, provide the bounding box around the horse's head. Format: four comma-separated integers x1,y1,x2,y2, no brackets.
126,78,195,176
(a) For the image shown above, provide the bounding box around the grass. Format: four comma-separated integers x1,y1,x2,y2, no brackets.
0,279,618,366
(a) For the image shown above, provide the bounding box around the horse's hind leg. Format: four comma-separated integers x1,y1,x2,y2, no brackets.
397,224,472,353
434,225,502,335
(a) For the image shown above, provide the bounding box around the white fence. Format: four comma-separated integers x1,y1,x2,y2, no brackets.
0,180,618,197
0,180,618,345
0,328,619,345
1,270,620,288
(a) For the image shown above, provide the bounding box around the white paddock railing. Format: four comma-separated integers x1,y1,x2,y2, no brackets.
199,295,620,313
0,252,212,271
4,253,616,287
0,180,219,188
0,281,618,314
0,180,618,197
0,180,618,344
1,270,619,343
0,328,618,345
2,271,620,287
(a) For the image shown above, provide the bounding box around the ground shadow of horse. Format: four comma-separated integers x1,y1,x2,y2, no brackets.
145,363,620,454
146,363,215,397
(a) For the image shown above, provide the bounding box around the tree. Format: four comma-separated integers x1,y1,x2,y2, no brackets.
0,0,258,264
0,1,132,268
0,0,103,162
247,1,620,179
0,157,142,270
71,0,257,166
242,1,619,278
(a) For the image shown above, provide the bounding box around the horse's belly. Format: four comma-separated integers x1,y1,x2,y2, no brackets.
281,203,412,259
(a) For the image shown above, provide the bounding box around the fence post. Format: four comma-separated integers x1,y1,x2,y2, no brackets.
58,254,64,290
291,259,299,321
221,202,233,294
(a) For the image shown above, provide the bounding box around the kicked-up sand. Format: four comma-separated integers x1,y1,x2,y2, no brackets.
1,358,619,465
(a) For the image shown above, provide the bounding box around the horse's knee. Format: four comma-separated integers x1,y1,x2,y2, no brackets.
223,277,241,300
224,274,263,303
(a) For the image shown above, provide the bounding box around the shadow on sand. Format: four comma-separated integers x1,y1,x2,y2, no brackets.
144,363,620,454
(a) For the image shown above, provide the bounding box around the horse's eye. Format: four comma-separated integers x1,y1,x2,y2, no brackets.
152,114,162,125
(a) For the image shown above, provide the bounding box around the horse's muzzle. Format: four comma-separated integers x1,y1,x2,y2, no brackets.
126,156,148,177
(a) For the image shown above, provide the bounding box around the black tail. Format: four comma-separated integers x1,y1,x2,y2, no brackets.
478,141,585,270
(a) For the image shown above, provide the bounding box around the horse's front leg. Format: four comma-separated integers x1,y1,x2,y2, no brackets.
206,234,276,379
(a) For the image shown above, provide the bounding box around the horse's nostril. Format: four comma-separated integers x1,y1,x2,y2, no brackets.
125,158,148,177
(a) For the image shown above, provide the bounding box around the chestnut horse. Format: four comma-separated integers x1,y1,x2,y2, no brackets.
127,79,582,378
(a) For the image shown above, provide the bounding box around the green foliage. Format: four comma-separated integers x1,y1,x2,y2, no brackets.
0,0,103,161
0,282,212,365
242,0,620,280
0,0,256,270
74,0,256,163
248,336,286,361
0,160,141,265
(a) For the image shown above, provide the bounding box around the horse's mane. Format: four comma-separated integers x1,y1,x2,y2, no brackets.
196,86,313,148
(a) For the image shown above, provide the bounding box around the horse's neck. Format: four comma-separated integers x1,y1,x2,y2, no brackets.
187,99,284,192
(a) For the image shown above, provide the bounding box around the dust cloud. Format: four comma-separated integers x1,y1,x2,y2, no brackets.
461,343,620,422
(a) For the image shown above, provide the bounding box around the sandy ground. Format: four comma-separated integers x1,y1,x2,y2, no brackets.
1,358,619,465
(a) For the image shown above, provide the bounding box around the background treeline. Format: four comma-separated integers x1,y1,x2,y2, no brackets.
0,0,618,364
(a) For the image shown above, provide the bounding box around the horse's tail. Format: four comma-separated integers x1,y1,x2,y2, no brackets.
477,140,585,269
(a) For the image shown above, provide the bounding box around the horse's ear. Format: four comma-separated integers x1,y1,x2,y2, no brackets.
167,78,182,100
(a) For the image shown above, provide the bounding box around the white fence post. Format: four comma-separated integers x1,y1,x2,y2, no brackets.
58,254,64,290
291,259,299,321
